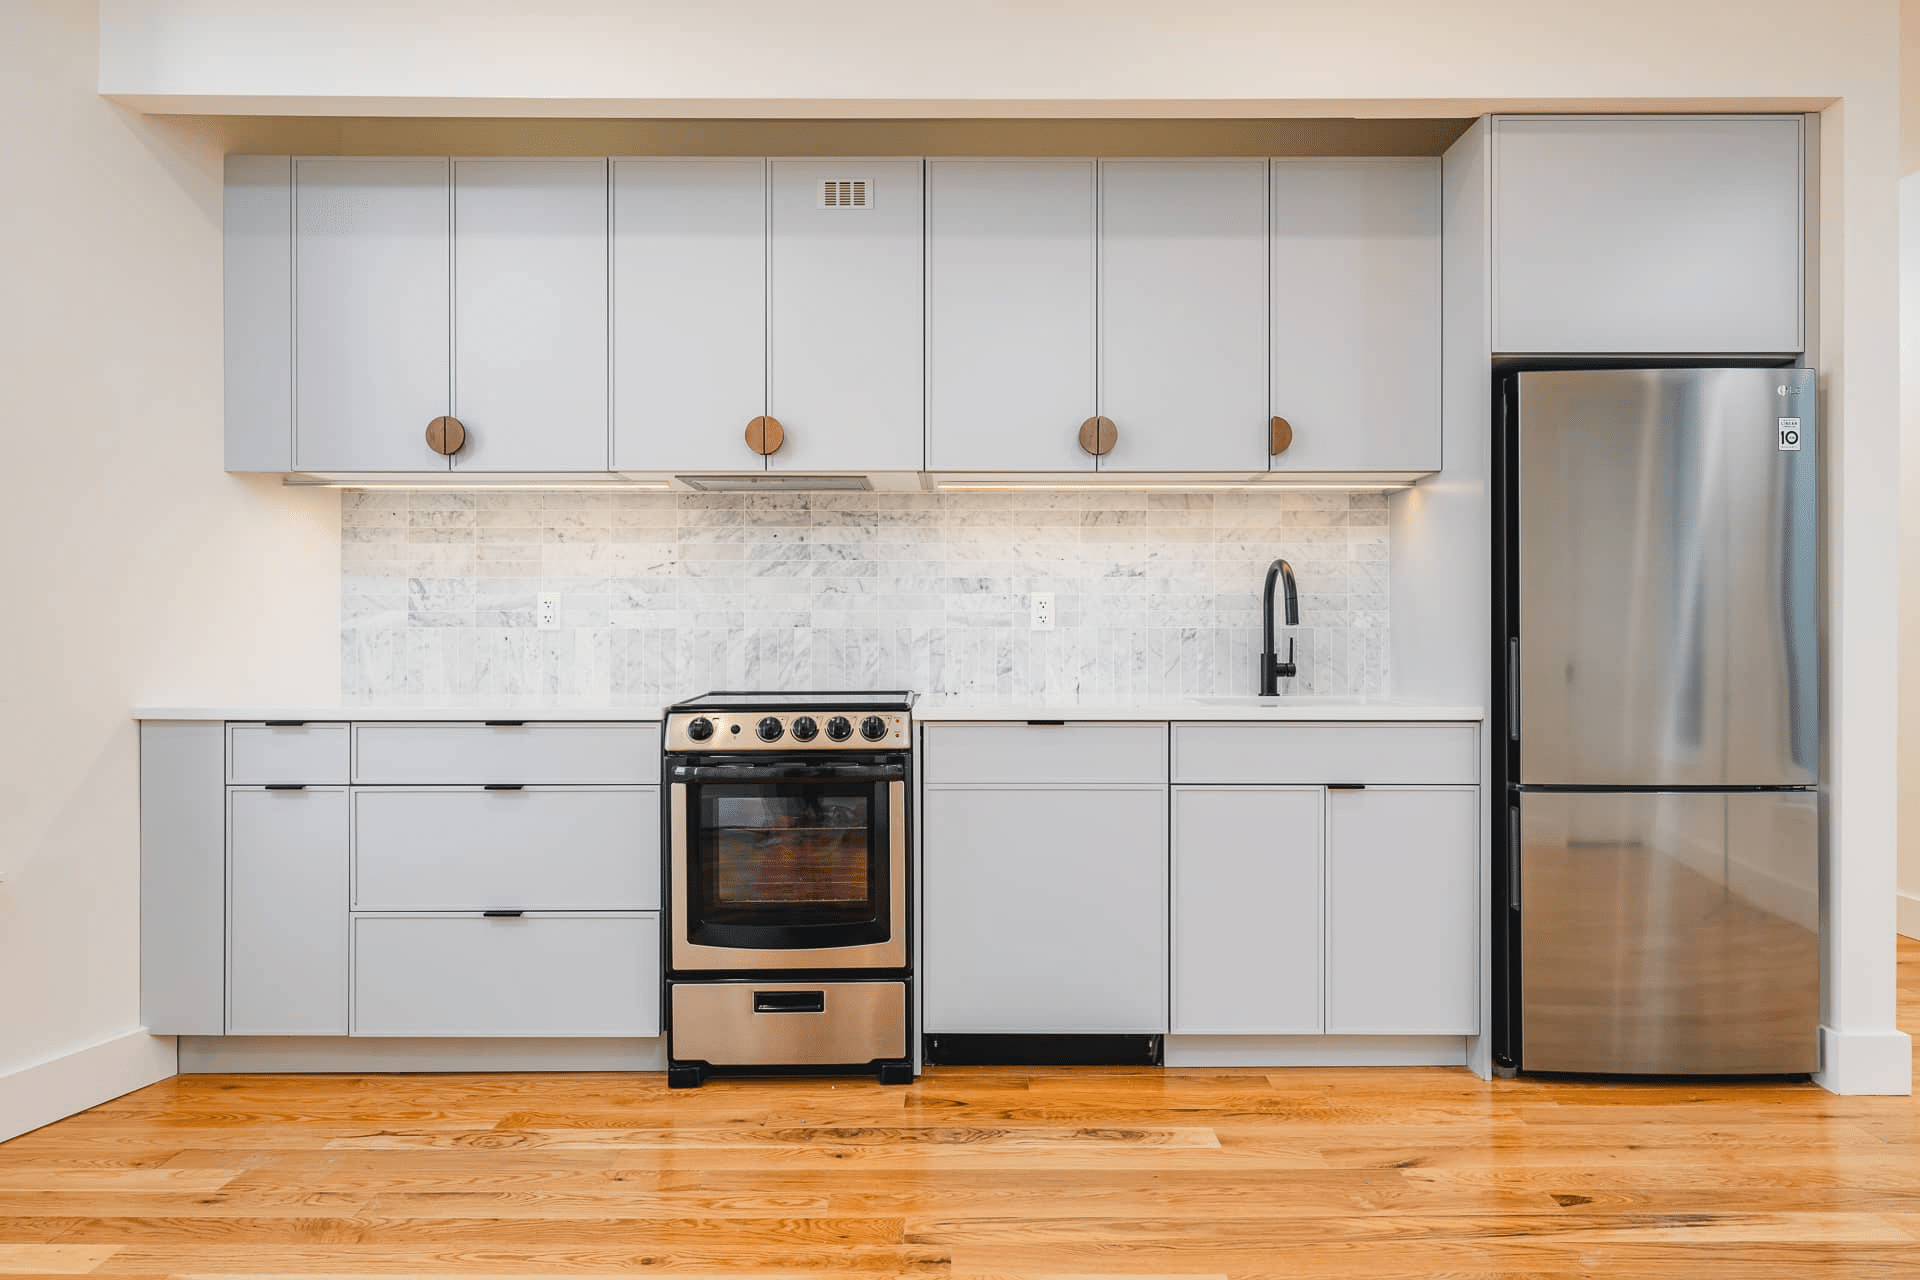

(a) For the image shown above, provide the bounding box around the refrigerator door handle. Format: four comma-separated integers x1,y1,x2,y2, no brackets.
1507,803,1521,911
1508,637,1521,743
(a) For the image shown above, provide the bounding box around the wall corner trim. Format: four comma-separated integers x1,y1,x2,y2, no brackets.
0,1029,178,1143
1814,1026,1913,1096
1898,891,1920,941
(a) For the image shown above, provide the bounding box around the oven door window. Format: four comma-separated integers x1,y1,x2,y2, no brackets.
688,780,891,952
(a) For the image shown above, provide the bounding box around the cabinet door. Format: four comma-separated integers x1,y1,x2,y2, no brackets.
1325,787,1478,1035
767,159,924,472
1270,159,1440,472
1098,159,1269,472
612,159,768,473
292,157,450,471
1172,787,1323,1034
227,787,349,1034
452,159,609,472
923,786,1168,1033
1491,115,1805,354
926,160,1096,472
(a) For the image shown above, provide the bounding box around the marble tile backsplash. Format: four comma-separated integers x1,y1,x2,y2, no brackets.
340,490,1391,705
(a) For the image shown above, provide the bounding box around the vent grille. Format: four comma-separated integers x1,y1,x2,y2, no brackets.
818,178,871,209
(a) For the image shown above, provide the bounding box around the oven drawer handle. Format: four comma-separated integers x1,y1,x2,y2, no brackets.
754,991,826,1014
672,763,906,782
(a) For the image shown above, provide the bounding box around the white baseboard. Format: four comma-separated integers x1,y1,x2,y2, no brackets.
179,1036,667,1073
1898,891,1920,940
1816,1025,1914,1095
0,1029,177,1143
1164,1035,1468,1068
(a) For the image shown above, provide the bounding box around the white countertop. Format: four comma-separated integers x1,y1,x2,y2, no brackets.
135,704,671,722
136,697,1481,723
914,697,1482,722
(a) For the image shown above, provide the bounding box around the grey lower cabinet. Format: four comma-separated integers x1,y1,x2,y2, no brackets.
1171,786,1324,1034
353,913,659,1037
1168,723,1482,1042
1325,786,1479,1034
228,787,350,1035
921,723,1170,1034
139,719,663,1040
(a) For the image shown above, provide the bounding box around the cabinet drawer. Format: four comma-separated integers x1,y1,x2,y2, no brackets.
1173,723,1477,785
227,722,349,785
922,723,1167,785
352,912,660,1036
352,722,658,784
353,787,658,910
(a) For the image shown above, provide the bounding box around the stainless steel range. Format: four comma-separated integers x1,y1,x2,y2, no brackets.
662,691,914,1087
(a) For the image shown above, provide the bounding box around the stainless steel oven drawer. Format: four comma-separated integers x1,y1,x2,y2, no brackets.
671,980,905,1065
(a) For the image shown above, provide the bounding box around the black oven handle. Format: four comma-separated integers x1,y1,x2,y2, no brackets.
670,762,906,783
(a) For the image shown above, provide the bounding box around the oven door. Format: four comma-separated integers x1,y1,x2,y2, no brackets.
669,760,907,971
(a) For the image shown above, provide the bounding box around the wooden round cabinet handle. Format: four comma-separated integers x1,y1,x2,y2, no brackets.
1078,416,1118,457
1270,416,1294,457
425,415,466,456
745,415,786,456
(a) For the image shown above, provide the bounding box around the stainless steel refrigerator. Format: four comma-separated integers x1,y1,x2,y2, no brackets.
1493,367,1820,1076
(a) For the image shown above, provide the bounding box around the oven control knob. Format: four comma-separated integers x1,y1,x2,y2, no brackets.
686,717,714,742
860,715,889,742
756,716,785,742
791,715,819,741
824,715,853,741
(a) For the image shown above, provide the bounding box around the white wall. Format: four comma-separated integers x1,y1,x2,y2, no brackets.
1895,0,1920,938
0,2,339,1135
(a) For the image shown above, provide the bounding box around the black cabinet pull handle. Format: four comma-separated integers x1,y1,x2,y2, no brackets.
482,910,525,918
1327,783,1367,791
483,784,526,791
264,784,307,791
754,991,826,1014
1026,720,1066,726
263,720,307,727
484,721,526,727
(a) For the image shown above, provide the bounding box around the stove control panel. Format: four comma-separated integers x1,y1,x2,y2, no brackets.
665,710,911,753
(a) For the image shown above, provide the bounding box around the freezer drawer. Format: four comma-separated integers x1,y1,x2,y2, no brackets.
1518,789,1818,1075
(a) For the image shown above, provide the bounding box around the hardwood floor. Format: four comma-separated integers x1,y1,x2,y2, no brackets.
5,942,1920,1278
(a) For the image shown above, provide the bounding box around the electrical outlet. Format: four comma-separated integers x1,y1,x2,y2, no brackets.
536,593,561,630
1030,592,1055,631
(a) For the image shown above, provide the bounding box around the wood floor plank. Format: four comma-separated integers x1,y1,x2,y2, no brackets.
0,1243,121,1275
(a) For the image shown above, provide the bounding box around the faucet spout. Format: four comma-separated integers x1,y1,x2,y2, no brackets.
1260,559,1299,696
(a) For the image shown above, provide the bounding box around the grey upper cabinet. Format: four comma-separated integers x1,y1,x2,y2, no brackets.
291,157,452,472
925,159,1097,472
224,157,294,472
1491,115,1806,354
1270,159,1441,473
767,159,924,472
451,159,609,472
1097,159,1270,472
612,159,769,473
